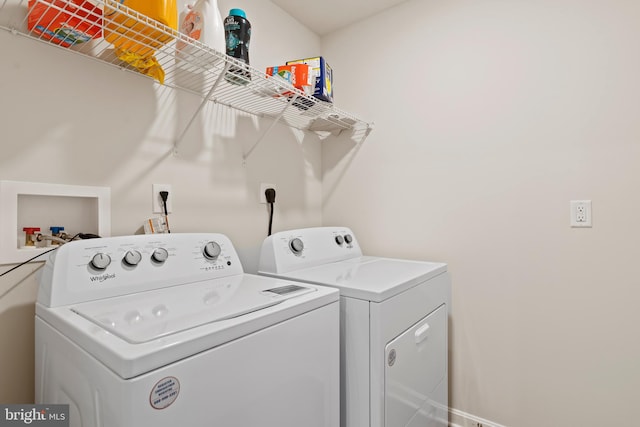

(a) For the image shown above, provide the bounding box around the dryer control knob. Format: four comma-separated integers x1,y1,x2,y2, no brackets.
289,238,304,255
123,250,142,266
335,235,344,245
344,234,353,244
90,253,111,270
151,248,169,263
203,241,222,260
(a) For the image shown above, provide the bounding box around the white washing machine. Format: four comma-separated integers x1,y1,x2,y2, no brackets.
259,227,450,427
36,233,340,427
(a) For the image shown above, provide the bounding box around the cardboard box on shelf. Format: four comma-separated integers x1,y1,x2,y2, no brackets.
265,63,313,97
27,0,102,47
286,56,333,103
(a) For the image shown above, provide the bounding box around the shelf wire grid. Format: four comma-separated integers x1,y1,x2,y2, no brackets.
0,0,372,135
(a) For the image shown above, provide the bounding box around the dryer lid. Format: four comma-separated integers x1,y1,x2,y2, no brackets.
272,256,447,302
71,275,313,344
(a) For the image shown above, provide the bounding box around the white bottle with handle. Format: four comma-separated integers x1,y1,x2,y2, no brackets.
176,0,225,70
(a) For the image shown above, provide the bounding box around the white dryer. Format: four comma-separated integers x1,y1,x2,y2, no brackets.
259,227,450,427
36,233,339,427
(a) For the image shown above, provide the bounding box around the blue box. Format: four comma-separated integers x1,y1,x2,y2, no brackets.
286,56,333,103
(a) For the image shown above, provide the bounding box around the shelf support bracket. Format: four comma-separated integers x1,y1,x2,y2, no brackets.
173,62,231,155
242,94,299,164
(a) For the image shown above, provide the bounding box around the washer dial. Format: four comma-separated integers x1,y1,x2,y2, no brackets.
203,241,222,260
151,248,169,263
289,238,304,255
123,250,142,266
90,253,111,270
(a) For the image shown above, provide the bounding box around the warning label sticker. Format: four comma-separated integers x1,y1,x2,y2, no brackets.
149,376,180,410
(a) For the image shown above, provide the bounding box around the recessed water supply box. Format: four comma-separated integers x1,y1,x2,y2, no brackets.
0,181,110,265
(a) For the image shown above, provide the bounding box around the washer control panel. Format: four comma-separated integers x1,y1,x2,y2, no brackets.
82,239,230,272
38,233,245,307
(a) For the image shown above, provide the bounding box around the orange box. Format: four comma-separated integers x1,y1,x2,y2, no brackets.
27,0,102,48
265,64,313,97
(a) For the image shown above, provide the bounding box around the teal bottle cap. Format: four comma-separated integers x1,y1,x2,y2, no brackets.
229,8,246,18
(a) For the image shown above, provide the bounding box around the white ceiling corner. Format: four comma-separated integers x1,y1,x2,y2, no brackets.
270,0,409,36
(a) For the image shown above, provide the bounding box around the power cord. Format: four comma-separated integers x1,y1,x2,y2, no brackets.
159,190,171,233
0,232,101,278
0,247,58,278
265,188,276,236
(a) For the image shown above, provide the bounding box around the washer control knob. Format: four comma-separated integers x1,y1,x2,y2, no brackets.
123,250,142,266
344,234,353,244
90,253,111,270
289,238,304,255
335,235,344,245
151,248,169,263
203,241,222,260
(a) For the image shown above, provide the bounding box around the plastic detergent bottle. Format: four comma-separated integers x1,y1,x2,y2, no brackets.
103,0,177,83
224,8,251,85
177,0,225,69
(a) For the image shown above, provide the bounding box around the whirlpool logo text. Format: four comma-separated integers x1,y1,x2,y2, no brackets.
90,273,116,283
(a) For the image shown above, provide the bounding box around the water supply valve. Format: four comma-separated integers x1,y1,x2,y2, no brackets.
22,227,41,247
49,226,66,245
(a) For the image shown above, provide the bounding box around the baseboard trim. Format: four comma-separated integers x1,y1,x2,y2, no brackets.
449,407,507,427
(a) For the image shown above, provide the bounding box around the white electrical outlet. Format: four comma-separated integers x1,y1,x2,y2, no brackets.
570,200,591,227
260,183,277,204
152,184,173,214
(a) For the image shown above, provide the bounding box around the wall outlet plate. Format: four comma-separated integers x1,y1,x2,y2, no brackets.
570,200,592,227
260,183,277,204
153,184,173,214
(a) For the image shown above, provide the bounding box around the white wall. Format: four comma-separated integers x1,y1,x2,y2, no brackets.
322,0,640,426
5,0,640,423
0,0,322,403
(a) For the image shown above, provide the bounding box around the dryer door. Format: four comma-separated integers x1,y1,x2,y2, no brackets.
384,304,447,427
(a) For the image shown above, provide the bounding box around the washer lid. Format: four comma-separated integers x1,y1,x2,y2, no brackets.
268,256,447,302
71,276,310,343
36,274,338,379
